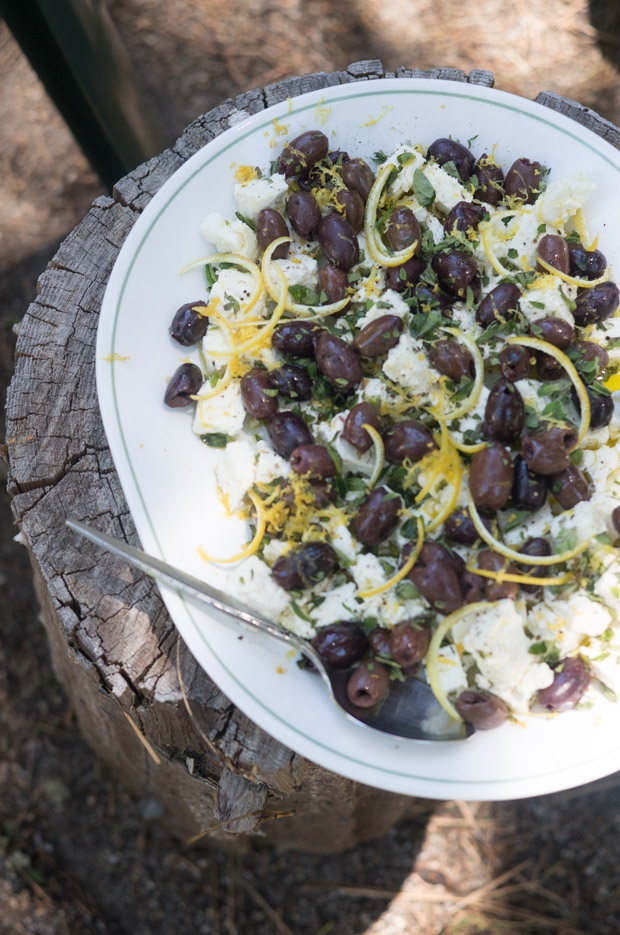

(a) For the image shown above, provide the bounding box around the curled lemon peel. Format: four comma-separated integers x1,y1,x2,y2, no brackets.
505,335,590,445
364,164,419,268
448,434,486,454
574,208,600,253
437,326,484,421
180,252,265,318
262,236,350,316
464,565,573,587
198,491,266,563
425,449,463,534
361,423,385,489
534,253,610,289
358,517,424,599
479,209,531,277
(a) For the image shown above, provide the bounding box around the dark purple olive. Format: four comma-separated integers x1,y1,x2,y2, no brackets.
499,343,530,381
571,340,609,376
170,300,209,346
613,505,620,535
278,130,329,177
469,443,514,511
428,339,474,382
456,690,509,729
574,282,620,326
536,234,569,274
352,487,402,546
267,410,313,458
427,138,475,181
511,455,548,511
484,378,525,442
568,243,607,280
383,421,437,464
272,541,337,591
342,402,381,452
256,208,289,259
317,265,349,306
287,191,321,239
431,251,479,298
476,283,521,327
518,537,552,593
522,426,578,475
549,463,590,509
537,352,564,382
352,315,403,357
311,621,368,668
477,550,518,601
268,363,313,401
386,207,421,253
444,508,492,546
290,444,336,479
240,368,279,420
346,660,391,709
411,282,455,312
164,363,203,408
533,317,574,350
444,201,486,233
385,256,428,292
504,157,544,204
317,214,360,270
537,657,590,712
389,621,431,667
460,570,486,604
336,188,365,233
570,381,613,429
314,331,363,393
368,627,392,658
473,155,505,206
272,320,322,357
341,157,375,202
409,542,463,615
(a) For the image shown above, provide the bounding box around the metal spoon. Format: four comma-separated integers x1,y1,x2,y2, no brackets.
67,519,471,742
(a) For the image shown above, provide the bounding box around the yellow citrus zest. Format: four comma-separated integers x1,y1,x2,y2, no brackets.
425,449,463,534
535,253,610,289
180,252,265,317
207,260,287,358
198,491,266,563
358,517,424,598
361,423,385,489
262,237,350,316
464,565,573,588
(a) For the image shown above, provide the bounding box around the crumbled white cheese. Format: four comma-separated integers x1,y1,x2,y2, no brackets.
425,644,468,696
192,381,245,437
329,524,359,565
262,539,290,564
357,288,410,328
537,172,595,227
382,334,437,401
601,319,620,365
581,640,620,695
519,276,576,327
594,561,620,618
385,145,426,198
274,252,318,290
215,437,256,510
230,556,290,620
210,267,267,320
254,441,290,485
315,411,374,475
350,552,386,592
548,494,617,544
309,583,360,627
422,163,472,213
528,590,612,655
202,327,232,371
234,173,289,220
201,211,259,260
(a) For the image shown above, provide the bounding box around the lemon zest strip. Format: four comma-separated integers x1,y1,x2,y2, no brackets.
364,164,419,268
535,253,610,289
198,492,266,564
207,260,287,358
361,423,385,489
425,450,463,534
358,517,424,599
464,565,573,587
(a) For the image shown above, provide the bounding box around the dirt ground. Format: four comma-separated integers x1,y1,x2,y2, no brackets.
4,2,620,933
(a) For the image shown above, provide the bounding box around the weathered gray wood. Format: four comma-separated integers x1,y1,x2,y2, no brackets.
535,90,620,149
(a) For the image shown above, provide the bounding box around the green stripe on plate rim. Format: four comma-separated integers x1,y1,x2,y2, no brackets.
108,85,620,784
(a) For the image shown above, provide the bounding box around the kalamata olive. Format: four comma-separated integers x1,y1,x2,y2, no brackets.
473,154,505,206
287,191,321,239
341,157,375,202
314,331,363,392
511,454,548,511
383,421,437,464
164,363,203,408
427,138,475,181
476,283,521,327
484,377,525,442
409,542,463,614
521,425,577,475
272,320,322,357
342,402,381,452
368,627,392,658
240,368,279,420
346,660,391,709
431,251,479,298
456,690,509,729
290,444,336,479
170,300,209,346
267,411,313,458
428,339,474,382
311,621,368,668
574,281,620,326
278,130,329,177
504,157,544,204
537,352,564,381
317,213,360,270
537,657,590,712
568,243,607,280
317,265,349,306
518,537,552,593
549,463,590,509
536,233,569,273
571,340,609,376
499,343,530,382
352,315,403,357
352,487,402,546
268,363,313,401
469,442,514,511
477,550,518,601
386,207,421,253
613,505,620,535
460,570,486,604
385,256,428,292
444,508,492,546
417,541,465,578
256,208,289,258
389,621,431,667
444,201,486,233
336,188,365,233
570,381,614,429
272,541,337,591
533,317,574,349
411,282,454,312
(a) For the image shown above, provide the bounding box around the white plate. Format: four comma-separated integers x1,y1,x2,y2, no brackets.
97,78,620,800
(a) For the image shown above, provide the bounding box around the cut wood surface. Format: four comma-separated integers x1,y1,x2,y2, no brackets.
5,61,615,851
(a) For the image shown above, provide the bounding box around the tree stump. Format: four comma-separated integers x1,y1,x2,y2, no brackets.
6,62,615,851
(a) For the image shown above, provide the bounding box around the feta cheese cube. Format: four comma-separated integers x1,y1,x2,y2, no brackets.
210,267,267,320
382,334,438,402
385,145,425,198
201,211,259,261
424,644,468,696
422,163,472,213
230,556,290,620
357,288,410,328
538,172,595,227
234,173,289,220
215,437,256,510
275,252,319,290
192,381,245,437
